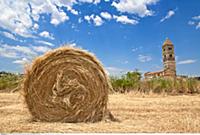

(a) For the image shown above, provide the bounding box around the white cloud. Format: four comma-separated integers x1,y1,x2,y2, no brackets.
39,31,54,40
192,15,200,20
0,47,18,58
84,15,91,22
84,14,104,26
160,10,175,22
177,59,197,65
132,48,138,52
188,21,195,26
69,43,77,47
66,5,79,15
32,46,52,53
100,12,112,20
0,44,37,59
0,42,56,67
0,1,33,37
79,0,101,4
132,46,142,52
35,40,54,46
196,22,200,29
0,0,84,37
113,15,138,25
138,54,152,62
71,9,79,15
33,23,39,30
106,66,127,76
0,43,55,66
93,15,104,26
0,0,69,37
79,0,93,2
4,45,37,57
78,18,83,23
111,0,159,17
94,0,101,4
1,31,17,41
13,57,30,65
50,10,69,26
189,15,200,30
1,0,154,36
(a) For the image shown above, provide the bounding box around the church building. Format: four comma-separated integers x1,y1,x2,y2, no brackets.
144,38,176,79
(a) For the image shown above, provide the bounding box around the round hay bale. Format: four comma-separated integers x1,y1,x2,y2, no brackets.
23,46,112,122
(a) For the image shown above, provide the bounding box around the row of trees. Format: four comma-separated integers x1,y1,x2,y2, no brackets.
110,71,200,94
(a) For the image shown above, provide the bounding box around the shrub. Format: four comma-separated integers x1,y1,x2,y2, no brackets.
110,71,141,93
110,72,200,94
0,72,22,91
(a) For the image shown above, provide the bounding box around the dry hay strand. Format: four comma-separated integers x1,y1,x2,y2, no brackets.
23,46,114,123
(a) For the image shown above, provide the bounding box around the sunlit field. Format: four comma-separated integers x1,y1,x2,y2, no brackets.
0,92,200,133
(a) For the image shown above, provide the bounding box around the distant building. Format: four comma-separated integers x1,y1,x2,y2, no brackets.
144,38,176,79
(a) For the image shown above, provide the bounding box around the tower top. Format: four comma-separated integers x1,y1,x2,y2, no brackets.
163,38,173,47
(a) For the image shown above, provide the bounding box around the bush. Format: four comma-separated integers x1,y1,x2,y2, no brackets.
110,71,141,93
0,72,22,91
140,78,175,94
110,72,200,94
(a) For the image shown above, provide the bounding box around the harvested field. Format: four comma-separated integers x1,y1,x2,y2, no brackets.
0,92,200,133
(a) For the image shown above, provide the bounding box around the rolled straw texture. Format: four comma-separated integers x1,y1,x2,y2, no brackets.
23,47,111,122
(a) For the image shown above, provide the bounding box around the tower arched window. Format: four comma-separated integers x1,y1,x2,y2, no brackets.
164,55,166,60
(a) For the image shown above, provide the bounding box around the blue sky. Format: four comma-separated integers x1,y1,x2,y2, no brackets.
0,0,200,76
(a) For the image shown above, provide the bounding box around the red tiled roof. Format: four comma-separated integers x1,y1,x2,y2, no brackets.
144,70,164,75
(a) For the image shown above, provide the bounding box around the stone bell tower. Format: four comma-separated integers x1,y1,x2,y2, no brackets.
162,38,176,78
